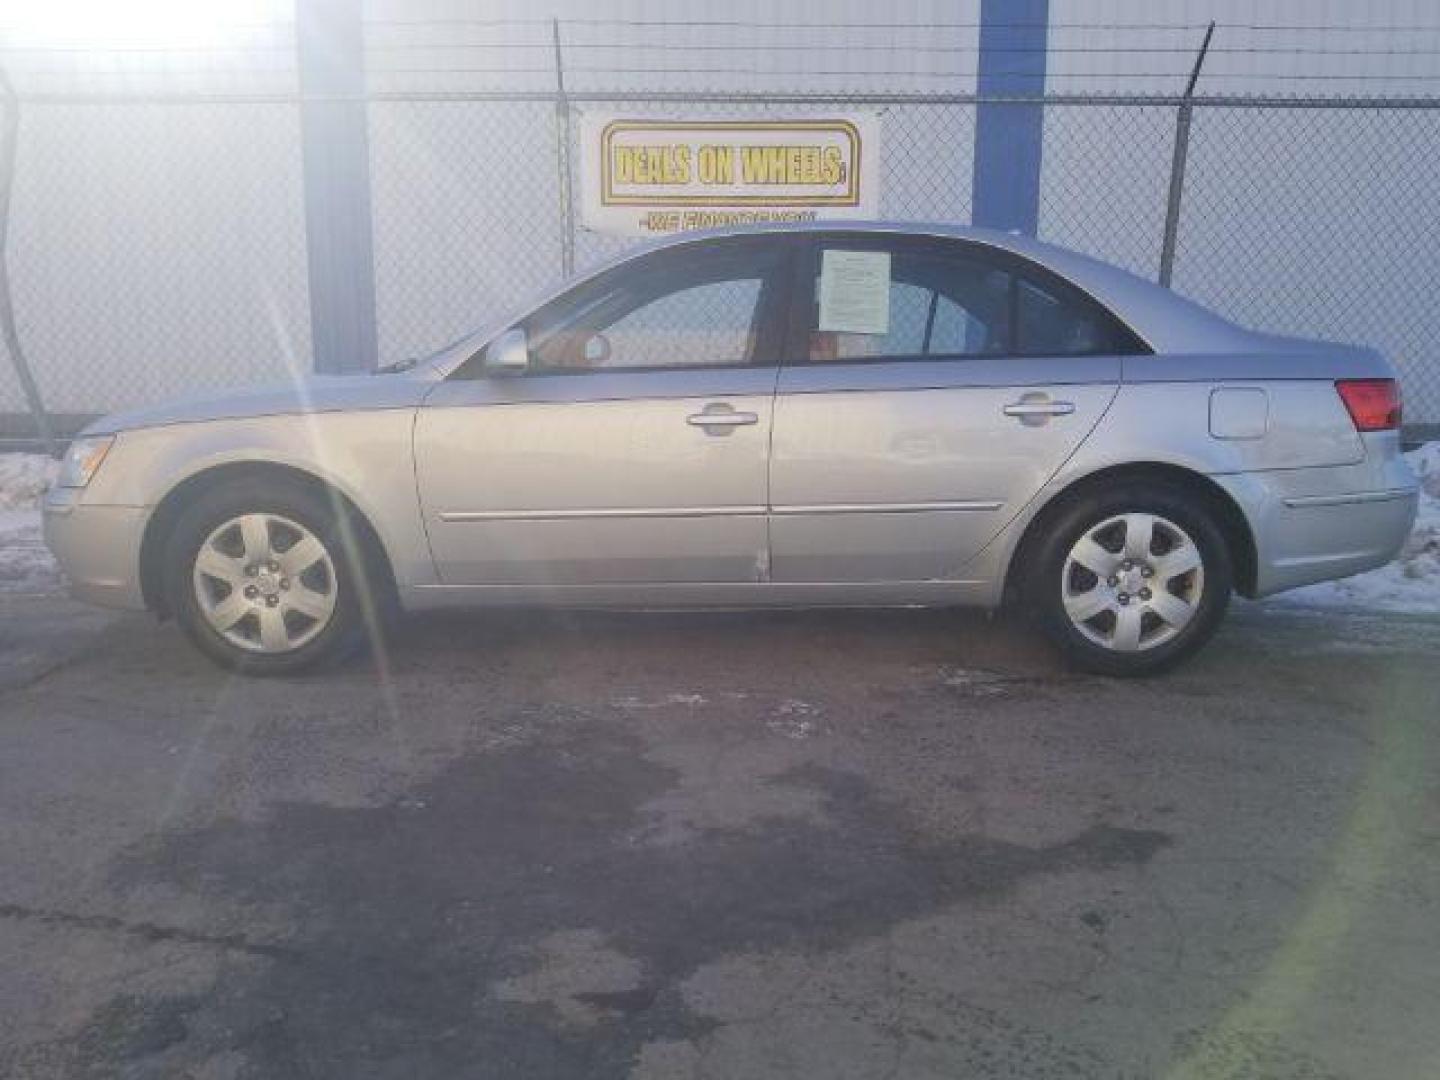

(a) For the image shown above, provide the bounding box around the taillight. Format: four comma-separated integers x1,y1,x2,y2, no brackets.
1335,378,1401,432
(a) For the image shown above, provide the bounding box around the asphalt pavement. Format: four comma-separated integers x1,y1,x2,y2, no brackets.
1,595,1438,1079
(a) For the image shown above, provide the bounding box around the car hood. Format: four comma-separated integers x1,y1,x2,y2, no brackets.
82,373,437,435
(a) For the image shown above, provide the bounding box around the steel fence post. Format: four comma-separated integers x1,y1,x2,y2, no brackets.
297,0,379,373
1158,22,1214,288
0,68,57,454
552,18,576,281
1157,104,1192,289
971,0,1048,236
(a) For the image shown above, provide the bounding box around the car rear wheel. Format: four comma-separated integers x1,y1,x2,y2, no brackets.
163,479,369,674
1026,482,1233,676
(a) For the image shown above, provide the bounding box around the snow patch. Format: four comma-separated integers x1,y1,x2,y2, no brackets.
774,699,819,717
938,667,1011,696
767,700,823,739
1282,442,1440,614
0,453,57,510
612,693,708,710
0,454,62,594
0,510,61,594
766,717,819,740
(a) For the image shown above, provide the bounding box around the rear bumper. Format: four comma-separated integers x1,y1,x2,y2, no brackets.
1217,469,1418,598
1258,488,1416,595
42,488,148,610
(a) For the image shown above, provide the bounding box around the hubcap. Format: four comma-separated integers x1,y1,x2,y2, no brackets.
191,513,337,654
1060,512,1205,653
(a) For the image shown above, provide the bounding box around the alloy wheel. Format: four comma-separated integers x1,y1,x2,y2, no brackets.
1060,512,1205,653
191,513,338,653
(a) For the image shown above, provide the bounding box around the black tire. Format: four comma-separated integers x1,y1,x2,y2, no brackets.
1024,481,1233,677
162,477,377,675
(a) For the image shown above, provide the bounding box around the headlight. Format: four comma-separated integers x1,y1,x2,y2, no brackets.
58,435,115,488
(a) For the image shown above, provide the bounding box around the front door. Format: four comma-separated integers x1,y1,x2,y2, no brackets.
769,233,1141,582
415,237,791,587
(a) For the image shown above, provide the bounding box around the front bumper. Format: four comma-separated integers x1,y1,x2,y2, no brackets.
42,487,149,610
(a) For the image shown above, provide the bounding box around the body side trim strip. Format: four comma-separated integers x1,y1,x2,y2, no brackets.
1282,487,1417,509
438,506,765,522
771,500,1004,515
439,500,1004,522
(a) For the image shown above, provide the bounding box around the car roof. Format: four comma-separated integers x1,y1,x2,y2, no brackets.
611,220,1258,355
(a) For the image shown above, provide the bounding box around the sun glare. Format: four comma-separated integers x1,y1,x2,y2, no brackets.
0,0,287,49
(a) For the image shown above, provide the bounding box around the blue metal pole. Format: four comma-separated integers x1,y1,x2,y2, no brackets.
296,0,378,373
971,0,1049,236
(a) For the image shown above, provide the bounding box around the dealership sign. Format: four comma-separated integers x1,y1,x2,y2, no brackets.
578,113,881,237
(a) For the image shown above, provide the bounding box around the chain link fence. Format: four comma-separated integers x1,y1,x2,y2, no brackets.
368,97,565,367
1176,101,1440,418
2,88,1439,433
0,97,312,427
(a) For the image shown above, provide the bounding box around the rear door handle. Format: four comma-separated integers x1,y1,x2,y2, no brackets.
1003,400,1075,418
687,403,759,434
1003,398,1076,427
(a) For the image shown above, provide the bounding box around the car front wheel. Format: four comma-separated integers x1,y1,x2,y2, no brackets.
163,479,369,674
1027,482,1233,677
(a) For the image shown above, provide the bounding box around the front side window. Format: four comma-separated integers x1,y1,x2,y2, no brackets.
525,245,783,372
585,278,764,370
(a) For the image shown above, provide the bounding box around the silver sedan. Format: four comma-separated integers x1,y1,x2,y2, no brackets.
44,223,1418,676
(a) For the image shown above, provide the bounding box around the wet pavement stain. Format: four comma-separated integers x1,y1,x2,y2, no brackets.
0,902,300,962
42,712,1172,1079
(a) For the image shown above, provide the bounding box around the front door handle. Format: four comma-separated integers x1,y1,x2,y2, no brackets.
687,403,759,435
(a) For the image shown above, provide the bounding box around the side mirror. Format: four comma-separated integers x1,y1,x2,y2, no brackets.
484,327,529,375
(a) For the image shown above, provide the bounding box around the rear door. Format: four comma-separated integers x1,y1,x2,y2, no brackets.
769,232,1142,582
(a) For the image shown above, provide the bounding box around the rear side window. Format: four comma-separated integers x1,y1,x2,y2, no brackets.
801,237,1146,362
807,249,1010,362
1014,274,1139,356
